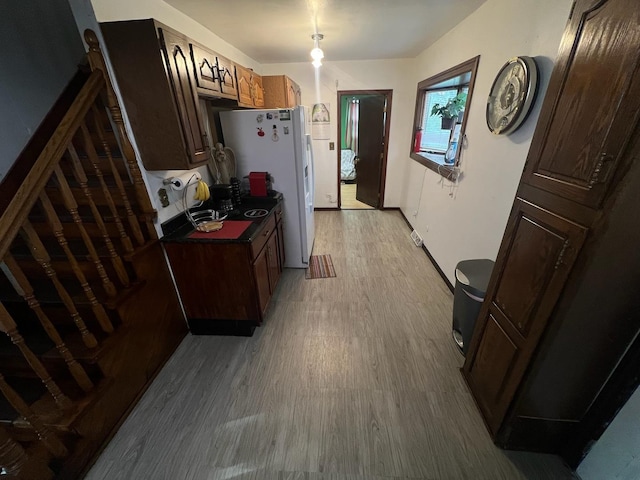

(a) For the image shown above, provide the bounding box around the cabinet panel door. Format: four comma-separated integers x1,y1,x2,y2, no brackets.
464,198,588,434
160,29,209,165
266,233,280,292
253,246,270,316
276,218,285,271
522,0,640,208
190,44,221,95
217,55,238,99
251,74,264,108
235,65,253,107
287,78,301,107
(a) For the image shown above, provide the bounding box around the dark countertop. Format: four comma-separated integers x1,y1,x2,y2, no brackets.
160,191,283,244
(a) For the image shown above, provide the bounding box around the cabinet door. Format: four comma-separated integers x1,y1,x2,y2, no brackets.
235,65,253,107
276,217,285,271
522,0,640,208
251,74,264,108
253,245,270,316
266,233,280,292
286,78,301,107
217,54,238,100
159,29,209,165
190,44,221,96
463,198,588,434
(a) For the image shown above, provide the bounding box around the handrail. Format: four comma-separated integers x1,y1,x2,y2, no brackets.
0,70,105,261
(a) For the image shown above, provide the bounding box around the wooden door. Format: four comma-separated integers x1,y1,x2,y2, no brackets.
355,95,386,207
266,233,280,292
463,199,588,434
217,55,238,99
253,246,270,316
251,74,264,108
159,29,209,164
190,44,221,96
522,0,640,208
235,65,253,107
286,78,301,107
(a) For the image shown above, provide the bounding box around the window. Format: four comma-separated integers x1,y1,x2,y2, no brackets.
410,57,480,178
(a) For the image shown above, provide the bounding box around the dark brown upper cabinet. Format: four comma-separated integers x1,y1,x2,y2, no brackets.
101,19,210,170
216,54,239,100
521,0,640,208
190,44,238,101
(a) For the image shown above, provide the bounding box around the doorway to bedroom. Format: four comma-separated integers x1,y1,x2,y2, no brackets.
337,90,392,210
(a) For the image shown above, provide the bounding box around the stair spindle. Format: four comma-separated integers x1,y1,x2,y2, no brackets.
19,222,98,350
38,191,114,335
0,304,72,411
1,255,94,392
53,162,129,292
89,104,146,247
77,122,134,254
84,29,158,240
0,372,67,458
0,424,55,479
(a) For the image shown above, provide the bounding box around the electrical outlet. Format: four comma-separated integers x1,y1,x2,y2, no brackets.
329,142,335,150
158,188,170,208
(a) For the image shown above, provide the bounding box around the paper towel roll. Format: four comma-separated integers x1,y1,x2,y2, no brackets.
170,171,201,191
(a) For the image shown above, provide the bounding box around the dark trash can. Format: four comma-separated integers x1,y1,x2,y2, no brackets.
452,259,495,355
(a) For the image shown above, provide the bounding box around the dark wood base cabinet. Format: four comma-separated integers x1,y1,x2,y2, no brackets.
163,205,284,335
462,0,640,467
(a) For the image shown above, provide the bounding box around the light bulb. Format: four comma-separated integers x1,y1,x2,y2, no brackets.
312,58,322,68
310,47,324,61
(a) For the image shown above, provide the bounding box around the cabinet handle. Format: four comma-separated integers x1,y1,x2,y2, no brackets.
589,153,615,188
263,229,270,237
554,240,570,270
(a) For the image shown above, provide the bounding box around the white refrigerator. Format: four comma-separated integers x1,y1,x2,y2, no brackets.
219,106,315,268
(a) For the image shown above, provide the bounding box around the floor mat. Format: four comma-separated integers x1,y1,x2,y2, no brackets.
305,254,336,279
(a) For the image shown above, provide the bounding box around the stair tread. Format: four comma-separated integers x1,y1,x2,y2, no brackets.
0,376,114,432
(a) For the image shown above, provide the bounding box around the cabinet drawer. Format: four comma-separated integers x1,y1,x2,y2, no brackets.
274,203,283,223
250,214,276,259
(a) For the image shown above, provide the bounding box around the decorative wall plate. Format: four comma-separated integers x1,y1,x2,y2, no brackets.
486,56,539,135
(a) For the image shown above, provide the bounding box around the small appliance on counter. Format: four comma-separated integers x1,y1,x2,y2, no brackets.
247,172,272,197
209,184,234,214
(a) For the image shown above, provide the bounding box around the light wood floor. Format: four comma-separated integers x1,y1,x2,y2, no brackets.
340,183,374,210
85,210,577,480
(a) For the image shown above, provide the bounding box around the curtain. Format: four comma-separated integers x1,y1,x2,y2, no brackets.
345,98,359,155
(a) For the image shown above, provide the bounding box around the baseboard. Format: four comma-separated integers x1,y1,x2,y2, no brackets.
496,415,579,455
398,210,454,293
314,207,340,211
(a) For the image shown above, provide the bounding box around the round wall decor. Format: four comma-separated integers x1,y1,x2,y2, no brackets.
486,56,539,135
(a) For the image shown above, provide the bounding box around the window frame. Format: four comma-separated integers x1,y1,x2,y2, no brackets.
410,56,480,178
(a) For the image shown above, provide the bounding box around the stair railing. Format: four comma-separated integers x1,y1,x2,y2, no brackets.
0,28,158,474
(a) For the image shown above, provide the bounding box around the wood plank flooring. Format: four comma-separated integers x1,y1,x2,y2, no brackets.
84,210,577,480
340,183,374,210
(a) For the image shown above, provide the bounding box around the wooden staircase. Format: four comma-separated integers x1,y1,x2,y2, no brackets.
0,30,187,479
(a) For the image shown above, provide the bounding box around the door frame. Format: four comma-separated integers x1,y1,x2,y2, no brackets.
336,89,392,209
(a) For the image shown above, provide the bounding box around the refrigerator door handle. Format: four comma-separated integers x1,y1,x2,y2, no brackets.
307,135,315,208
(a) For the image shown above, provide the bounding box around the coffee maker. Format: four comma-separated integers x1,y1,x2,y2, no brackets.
209,184,234,214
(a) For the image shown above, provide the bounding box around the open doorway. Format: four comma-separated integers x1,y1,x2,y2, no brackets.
337,90,392,209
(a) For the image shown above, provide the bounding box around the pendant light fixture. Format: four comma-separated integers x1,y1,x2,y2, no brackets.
311,33,324,68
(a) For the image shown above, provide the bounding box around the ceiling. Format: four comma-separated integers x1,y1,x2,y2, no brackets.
164,0,487,64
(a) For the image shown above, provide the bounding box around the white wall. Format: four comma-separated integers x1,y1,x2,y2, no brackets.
401,0,573,284
578,386,640,480
0,0,85,181
261,59,414,208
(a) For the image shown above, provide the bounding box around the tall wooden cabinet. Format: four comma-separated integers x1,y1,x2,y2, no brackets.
463,0,640,463
101,20,210,170
263,75,302,108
